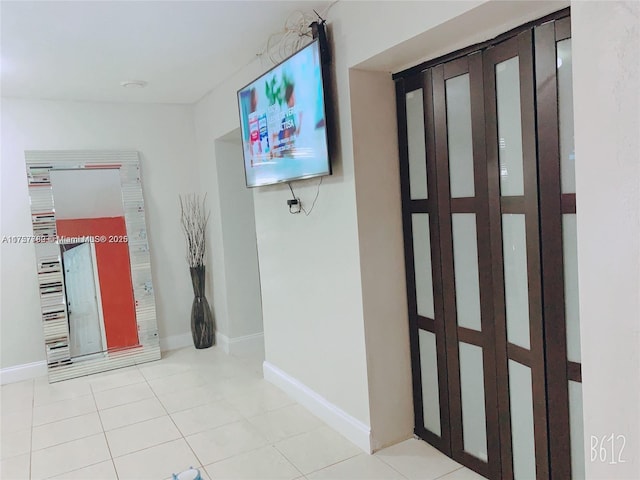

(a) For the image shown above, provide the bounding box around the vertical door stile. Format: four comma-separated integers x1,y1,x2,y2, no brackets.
534,20,571,480
469,50,502,480
432,62,464,464
483,38,515,480
396,75,424,440
519,29,550,480
425,67,454,454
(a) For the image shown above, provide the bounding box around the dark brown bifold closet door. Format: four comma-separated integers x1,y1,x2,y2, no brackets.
396,9,583,480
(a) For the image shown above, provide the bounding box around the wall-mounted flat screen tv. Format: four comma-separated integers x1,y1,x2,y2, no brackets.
238,39,331,188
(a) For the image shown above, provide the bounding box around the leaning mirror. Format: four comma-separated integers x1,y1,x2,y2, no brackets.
25,150,160,382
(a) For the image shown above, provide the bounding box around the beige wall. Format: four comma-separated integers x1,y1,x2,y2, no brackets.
349,68,414,449
0,98,199,369
572,2,640,478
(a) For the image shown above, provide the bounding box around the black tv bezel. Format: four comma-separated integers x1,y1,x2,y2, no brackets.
237,25,332,189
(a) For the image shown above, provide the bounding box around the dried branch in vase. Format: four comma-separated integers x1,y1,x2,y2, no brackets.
179,193,210,268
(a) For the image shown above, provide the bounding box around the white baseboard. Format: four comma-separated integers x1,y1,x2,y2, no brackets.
159,331,263,355
217,333,229,353
263,361,372,453
217,332,264,356
0,360,47,385
159,332,193,352
0,332,262,384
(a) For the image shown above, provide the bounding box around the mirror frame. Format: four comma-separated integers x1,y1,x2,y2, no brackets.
25,150,160,382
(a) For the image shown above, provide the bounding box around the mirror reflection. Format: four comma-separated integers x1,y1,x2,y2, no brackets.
60,242,104,358
50,169,138,360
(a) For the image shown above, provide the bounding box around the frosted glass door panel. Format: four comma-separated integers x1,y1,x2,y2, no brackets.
419,330,441,436
446,74,475,198
406,90,429,199
563,214,581,362
502,214,531,349
509,360,536,480
557,39,576,194
496,57,524,196
459,342,488,461
412,214,435,319
569,381,585,480
452,214,482,330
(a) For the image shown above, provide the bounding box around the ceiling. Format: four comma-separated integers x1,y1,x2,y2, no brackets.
1,1,331,104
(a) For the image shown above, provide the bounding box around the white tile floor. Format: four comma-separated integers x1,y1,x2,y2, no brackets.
0,346,485,480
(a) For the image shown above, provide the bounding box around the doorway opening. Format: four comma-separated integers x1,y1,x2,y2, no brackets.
213,131,264,363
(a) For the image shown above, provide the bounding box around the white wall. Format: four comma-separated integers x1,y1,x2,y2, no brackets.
0,98,199,369
194,23,374,444
50,169,124,219
572,2,640,478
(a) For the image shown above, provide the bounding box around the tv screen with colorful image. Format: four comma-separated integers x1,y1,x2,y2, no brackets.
238,40,331,188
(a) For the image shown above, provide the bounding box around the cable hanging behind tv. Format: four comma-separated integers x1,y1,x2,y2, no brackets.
237,21,332,188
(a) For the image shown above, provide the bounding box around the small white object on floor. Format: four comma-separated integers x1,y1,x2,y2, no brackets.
172,466,202,480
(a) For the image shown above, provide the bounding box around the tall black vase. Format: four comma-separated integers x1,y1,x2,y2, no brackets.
190,266,215,349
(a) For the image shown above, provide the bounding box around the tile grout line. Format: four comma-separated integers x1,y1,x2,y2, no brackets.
273,440,355,480
195,403,303,476
48,363,217,478
165,376,295,476
25,366,156,478
432,465,467,479
37,368,146,480
96,397,166,431
90,372,120,480
251,406,361,479
34,384,112,479
29,378,130,452
268,443,306,479
143,361,208,479
29,377,35,480
190,373,275,477
302,452,398,479
31,396,95,428
30,421,103,455
373,443,466,480
370,455,412,480
11,352,194,478
158,351,291,477
41,458,113,480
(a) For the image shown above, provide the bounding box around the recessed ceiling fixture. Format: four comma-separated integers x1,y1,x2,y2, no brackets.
120,80,147,88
